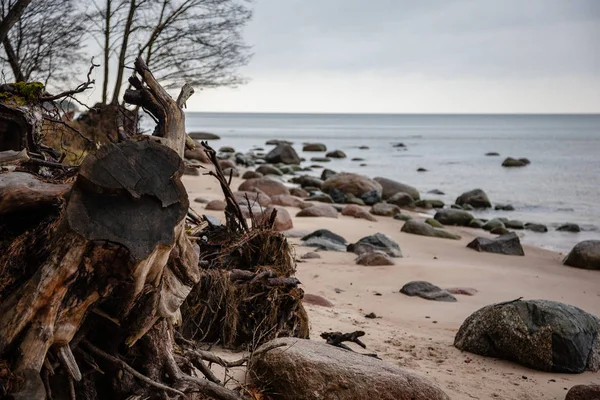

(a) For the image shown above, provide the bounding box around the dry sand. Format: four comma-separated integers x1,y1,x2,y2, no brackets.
184,173,600,400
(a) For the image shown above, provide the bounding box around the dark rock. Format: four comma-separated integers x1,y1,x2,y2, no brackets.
265,144,301,165
392,142,406,148
519,158,531,165
305,193,334,203
194,197,209,204
525,223,548,233
188,131,220,140
563,240,600,270
326,187,347,203
388,192,415,208
303,237,347,252
454,299,600,373
400,281,457,302
401,220,461,240
456,189,492,209
505,220,525,230
323,173,382,198
450,204,463,210
483,219,505,231
356,251,395,266
434,209,475,226
463,204,475,211
468,219,485,228
370,203,401,217
365,312,377,318
296,204,338,218
348,233,402,258
565,384,600,400
249,337,450,400
466,232,525,256
238,177,290,197
326,150,347,158
302,143,327,152
374,177,420,200
290,175,324,189
320,168,337,181
416,199,444,209
495,204,515,211
485,152,500,156
394,213,412,221
242,170,263,179
301,229,346,245
417,168,427,172
557,223,581,233
310,157,331,162
219,146,235,153
502,157,528,167
235,152,255,167
256,165,283,176
361,189,382,206
352,157,365,161
290,187,309,198
359,145,369,149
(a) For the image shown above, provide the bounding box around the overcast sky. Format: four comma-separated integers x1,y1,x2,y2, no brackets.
189,0,600,113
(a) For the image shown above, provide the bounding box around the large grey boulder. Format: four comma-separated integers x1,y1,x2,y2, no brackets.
455,188,491,209
373,177,420,200
466,232,525,256
454,300,600,373
563,240,600,270
265,144,301,165
401,220,460,240
434,209,474,226
249,337,450,400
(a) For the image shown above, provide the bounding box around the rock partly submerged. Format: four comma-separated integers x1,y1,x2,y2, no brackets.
455,188,491,209
374,177,420,201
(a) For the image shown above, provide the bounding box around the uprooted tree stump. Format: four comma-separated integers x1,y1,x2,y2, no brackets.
0,56,306,400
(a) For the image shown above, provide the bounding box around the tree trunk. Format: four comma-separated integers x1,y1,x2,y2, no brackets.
2,37,25,82
101,0,111,104
0,0,32,45
110,0,136,105
0,57,230,400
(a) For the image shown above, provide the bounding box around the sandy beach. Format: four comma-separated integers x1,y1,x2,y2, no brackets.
184,172,600,400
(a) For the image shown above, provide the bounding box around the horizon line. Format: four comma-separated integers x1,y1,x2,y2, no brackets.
184,111,600,116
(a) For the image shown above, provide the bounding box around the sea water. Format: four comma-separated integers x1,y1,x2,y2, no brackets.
184,112,600,253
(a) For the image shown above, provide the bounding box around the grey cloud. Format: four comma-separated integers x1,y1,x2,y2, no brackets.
243,0,600,78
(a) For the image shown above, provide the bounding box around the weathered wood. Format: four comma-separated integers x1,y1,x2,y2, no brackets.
0,149,29,165
0,171,70,216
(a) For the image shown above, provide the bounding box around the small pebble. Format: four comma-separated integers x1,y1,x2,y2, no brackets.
365,312,377,319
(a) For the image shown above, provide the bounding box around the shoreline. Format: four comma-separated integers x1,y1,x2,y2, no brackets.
183,170,600,400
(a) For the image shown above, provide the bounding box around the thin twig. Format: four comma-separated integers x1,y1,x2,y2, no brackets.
81,340,185,397
40,59,98,102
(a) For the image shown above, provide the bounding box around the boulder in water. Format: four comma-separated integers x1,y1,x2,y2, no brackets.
265,143,301,165
434,209,474,226
563,240,600,270
374,177,420,200
326,149,347,158
302,143,327,152
502,157,528,167
483,219,505,231
188,131,220,140
557,223,581,233
525,223,548,233
454,299,600,373
466,232,524,256
456,188,492,209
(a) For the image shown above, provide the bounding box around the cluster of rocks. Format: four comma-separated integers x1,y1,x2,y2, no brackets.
299,229,401,266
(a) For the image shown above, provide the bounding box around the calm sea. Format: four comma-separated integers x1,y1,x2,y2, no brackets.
184,112,600,253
